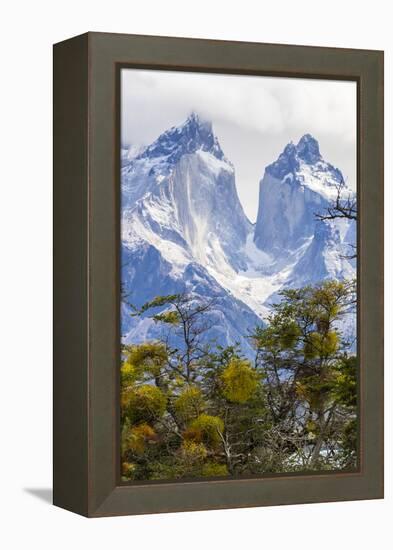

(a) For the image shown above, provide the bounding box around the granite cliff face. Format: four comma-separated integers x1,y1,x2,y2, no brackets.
121,113,258,357
121,116,356,356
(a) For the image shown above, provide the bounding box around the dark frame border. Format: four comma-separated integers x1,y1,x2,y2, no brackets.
53,32,383,517
115,64,361,488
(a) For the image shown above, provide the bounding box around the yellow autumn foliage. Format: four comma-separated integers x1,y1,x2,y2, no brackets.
120,362,137,389
304,331,339,359
125,384,167,423
122,462,136,476
179,440,207,464
125,423,157,454
126,341,168,377
174,386,205,421
201,462,228,477
185,414,224,446
221,358,258,403
153,310,180,325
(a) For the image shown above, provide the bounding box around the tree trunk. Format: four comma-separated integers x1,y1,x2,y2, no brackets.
310,406,335,468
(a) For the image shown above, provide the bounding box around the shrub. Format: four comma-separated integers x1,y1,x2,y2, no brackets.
120,362,137,388
174,386,205,421
126,342,168,377
121,462,136,477
201,462,228,477
179,441,208,465
185,414,224,446
125,384,167,424
221,358,258,403
126,423,157,454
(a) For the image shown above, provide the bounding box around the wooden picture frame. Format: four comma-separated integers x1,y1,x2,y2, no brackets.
53,32,384,517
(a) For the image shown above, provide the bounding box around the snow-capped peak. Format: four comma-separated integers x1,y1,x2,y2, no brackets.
121,113,230,207
185,110,210,129
121,117,356,357
254,134,353,256
265,134,346,199
267,134,326,176
136,111,225,165
122,111,250,272
296,133,321,164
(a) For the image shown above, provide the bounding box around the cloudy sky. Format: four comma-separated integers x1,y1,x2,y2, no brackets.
121,69,357,222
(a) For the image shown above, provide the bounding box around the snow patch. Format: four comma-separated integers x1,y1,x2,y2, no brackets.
196,149,233,177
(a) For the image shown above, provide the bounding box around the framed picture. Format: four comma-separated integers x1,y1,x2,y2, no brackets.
53,32,384,517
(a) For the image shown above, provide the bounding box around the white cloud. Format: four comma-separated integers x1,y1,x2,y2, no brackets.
121,69,356,221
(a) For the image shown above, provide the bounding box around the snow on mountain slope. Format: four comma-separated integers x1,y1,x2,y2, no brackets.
121,113,260,356
254,134,348,254
253,134,355,279
251,134,356,345
198,134,356,322
121,116,356,356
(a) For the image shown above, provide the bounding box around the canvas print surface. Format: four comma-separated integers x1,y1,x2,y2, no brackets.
120,69,357,482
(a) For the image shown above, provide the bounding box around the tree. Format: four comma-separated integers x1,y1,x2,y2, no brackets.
120,282,358,481
137,293,215,383
315,180,357,222
121,293,268,479
315,180,357,260
251,280,357,471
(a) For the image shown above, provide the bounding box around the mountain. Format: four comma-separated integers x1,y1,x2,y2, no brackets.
254,135,347,253
121,113,259,357
252,134,356,346
121,116,356,357
253,134,355,279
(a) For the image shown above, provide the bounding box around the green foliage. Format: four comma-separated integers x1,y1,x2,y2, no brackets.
296,373,336,410
122,422,157,454
147,461,185,481
179,441,208,464
122,461,136,478
251,279,357,471
304,331,339,359
174,386,205,421
153,310,181,325
279,321,301,349
221,358,259,403
120,362,137,388
125,341,168,378
138,294,181,313
251,325,278,351
332,355,357,407
121,281,358,480
201,462,228,477
341,418,358,459
186,414,224,446
124,385,167,424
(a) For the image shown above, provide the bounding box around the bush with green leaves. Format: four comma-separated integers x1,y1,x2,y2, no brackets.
121,281,357,481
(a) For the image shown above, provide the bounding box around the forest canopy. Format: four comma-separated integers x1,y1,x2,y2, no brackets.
120,279,357,481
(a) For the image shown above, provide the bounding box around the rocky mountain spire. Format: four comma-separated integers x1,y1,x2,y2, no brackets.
137,111,225,164
296,133,321,164
254,135,347,254
121,119,356,357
